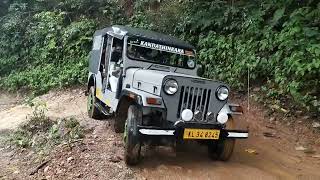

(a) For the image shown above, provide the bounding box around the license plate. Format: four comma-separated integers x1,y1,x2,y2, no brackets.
183,128,220,140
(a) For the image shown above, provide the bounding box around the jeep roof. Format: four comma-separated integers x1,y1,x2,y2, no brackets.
94,25,195,50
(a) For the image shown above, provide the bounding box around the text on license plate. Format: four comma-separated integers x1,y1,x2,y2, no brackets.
183,128,220,140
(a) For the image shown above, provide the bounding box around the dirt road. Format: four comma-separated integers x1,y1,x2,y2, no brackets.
0,88,319,180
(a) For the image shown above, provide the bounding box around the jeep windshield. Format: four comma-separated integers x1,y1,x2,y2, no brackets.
127,37,196,69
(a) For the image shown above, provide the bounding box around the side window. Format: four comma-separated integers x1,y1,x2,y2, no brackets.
110,38,124,63
108,38,124,92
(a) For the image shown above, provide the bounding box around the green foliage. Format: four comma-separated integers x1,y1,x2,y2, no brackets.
0,0,319,114
0,9,95,94
0,0,124,94
133,0,319,113
164,0,319,113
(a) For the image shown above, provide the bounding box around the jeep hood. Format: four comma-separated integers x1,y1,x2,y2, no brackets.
131,69,209,96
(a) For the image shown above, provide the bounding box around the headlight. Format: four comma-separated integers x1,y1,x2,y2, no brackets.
187,59,195,68
164,79,178,95
216,86,229,101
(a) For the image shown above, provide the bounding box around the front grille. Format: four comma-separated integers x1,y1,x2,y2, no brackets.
177,86,212,122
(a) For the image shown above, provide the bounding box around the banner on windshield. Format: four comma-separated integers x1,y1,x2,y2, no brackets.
128,38,194,56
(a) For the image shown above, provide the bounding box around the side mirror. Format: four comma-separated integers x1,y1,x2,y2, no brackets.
197,64,205,77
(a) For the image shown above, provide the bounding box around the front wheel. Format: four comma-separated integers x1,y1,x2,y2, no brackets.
124,104,142,165
208,117,235,161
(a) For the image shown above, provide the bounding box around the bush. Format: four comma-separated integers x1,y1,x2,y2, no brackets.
155,0,320,113
6,102,84,153
0,0,122,94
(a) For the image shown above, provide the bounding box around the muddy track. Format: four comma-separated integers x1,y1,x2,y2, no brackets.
0,88,319,180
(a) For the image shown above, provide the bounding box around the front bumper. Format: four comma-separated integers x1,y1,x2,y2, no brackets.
137,123,249,140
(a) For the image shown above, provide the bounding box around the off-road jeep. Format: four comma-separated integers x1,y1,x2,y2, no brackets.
86,25,248,165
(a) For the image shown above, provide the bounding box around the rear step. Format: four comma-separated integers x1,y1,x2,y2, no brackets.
94,102,110,116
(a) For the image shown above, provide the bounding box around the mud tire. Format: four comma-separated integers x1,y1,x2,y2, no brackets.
114,113,126,133
87,86,103,119
114,120,124,133
124,104,142,165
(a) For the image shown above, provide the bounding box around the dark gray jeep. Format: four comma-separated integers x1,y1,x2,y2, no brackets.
86,25,248,165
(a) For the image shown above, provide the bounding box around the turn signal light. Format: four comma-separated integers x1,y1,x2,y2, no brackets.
229,105,243,114
146,97,162,105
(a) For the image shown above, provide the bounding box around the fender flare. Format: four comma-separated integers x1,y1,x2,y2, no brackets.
117,89,143,109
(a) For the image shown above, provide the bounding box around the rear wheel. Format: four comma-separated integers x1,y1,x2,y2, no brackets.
208,117,235,161
87,86,103,119
124,104,142,165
